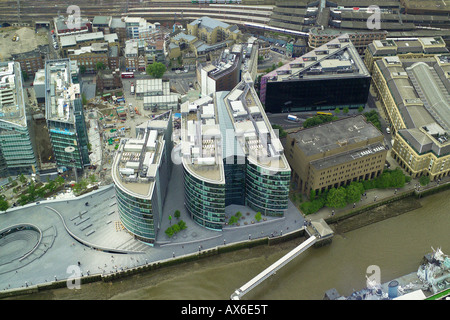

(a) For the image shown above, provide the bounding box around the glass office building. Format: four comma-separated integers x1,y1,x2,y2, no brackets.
264,76,371,113
183,168,226,230
112,111,172,244
260,34,371,113
245,161,291,216
45,59,89,170
181,73,291,231
0,61,38,176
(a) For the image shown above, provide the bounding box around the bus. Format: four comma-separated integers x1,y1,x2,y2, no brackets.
121,72,134,79
317,112,333,116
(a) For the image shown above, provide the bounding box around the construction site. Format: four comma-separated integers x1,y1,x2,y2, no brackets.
0,26,48,61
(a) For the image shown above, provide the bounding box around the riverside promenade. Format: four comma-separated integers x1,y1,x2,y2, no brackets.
0,163,307,295
1,158,447,297
307,166,450,226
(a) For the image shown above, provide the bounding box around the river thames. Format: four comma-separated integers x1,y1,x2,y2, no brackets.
10,189,450,300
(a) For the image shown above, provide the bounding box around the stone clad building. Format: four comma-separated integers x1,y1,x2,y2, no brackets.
285,115,387,196
371,53,450,181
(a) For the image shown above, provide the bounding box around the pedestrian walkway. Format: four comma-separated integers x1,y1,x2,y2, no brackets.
307,173,450,223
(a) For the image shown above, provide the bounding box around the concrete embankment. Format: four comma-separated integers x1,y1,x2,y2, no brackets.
325,190,422,234
0,229,307,299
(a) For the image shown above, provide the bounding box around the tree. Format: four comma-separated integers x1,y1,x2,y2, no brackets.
146,62,166,78
334,107,341,115
228,215,238,225
174,210,181,219
171,223,181,234
165,227,175,237
343,107,349,114
326,187,347,208
376,172,392,189
390,168,405,188
178,220,187,230
95,62,106,71
419,175,430,186
345,184,362,204
358,106,364,113
0,196,9,212
19,174,27,184
255,212,262,222
88,174,97,184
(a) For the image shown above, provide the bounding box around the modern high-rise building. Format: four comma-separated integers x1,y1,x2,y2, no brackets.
181,72,291,230
45,59,90,170
111,111,173,245
0,61,38,176
260,34,371,113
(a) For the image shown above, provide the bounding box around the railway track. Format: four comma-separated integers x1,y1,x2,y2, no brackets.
0,0,273,25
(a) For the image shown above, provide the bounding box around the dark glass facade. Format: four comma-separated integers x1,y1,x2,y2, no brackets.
183,167,226,230
115,186,155,243
264,76,371,113
224,156,246,206
245,162,291,216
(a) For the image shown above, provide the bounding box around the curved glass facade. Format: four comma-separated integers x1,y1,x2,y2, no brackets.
183,166,226,230
245,162,291,216
115,186,155,244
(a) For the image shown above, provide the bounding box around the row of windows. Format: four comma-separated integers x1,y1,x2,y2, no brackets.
319,160,384,180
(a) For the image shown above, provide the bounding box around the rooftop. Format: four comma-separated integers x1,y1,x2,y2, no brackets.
0,61,26,127
112,111,172,198
263,34,370,83
189,16,231,32
181,95,225,184
223,72,290,171
290,115,383,157
376,54,450,156
368,37,448,57
44,59,80,124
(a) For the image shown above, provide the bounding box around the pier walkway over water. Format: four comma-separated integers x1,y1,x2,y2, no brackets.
230,235,317,300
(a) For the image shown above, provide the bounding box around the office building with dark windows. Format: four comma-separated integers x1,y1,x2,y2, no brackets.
111,111,173,245
181,72,290,231
260,34,371,113
0,61,38,176
45,59,90,170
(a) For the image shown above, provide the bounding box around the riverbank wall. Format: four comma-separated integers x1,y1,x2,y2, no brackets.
324,189,423,234
0,229,307,299
2,183,447,299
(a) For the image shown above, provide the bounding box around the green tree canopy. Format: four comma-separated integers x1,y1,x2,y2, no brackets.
326,187,347,208
419,175,430,186
0,196,9,212
390,168,406,188
95,62,106,71
146,62,166,78
345,183,362,204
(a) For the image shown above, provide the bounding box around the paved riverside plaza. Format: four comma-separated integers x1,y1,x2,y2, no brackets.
0,163,305,292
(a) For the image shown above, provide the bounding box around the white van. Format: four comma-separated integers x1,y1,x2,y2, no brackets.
386,127,391,134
